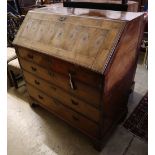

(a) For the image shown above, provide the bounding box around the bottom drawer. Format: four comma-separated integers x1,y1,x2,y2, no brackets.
27,84,99,138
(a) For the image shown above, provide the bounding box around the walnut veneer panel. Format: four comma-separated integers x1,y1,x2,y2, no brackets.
13,10,125,73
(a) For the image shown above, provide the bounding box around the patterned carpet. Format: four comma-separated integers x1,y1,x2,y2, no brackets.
123,93,148,141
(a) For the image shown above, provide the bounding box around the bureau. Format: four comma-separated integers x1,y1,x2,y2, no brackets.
13,5,144,150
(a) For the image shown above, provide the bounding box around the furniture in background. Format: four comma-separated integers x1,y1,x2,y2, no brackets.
7,0,22,15
8,58,22,89
39,0,62,4
133,0,148,11
16,0,62,14
143,45,148,69
7,12,24,88
7,47,17,63
140,12,148,68
63,0,138,12
13,6,144,150
7,12,25,46
141,31,148,69
7,47,17,87
51,0,62,3
7,48,22,88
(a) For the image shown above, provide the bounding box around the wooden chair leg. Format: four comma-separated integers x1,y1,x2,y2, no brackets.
129,81,135,94
7,69,14,87
10,70,18,89
143,47,148,69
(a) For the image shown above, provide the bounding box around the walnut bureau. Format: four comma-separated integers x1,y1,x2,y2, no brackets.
13,6,144,150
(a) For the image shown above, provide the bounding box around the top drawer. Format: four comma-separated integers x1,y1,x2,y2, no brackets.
17,47,102,89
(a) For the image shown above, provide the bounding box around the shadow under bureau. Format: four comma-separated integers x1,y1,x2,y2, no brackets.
13,6,144,150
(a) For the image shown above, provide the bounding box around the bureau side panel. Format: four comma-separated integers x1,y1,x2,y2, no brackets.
102,15,144,132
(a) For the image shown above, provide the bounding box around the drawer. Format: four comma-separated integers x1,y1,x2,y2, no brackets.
27,84,99,138
23,71,100,122
17,47,102,88
18,47,49,68
20,58,101,107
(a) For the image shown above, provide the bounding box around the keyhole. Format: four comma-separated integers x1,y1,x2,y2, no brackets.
70,34,73,38
58,32,62,36
96,40,100,45
83,37,86,41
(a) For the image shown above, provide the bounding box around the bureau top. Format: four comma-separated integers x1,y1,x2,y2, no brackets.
13,5,143,73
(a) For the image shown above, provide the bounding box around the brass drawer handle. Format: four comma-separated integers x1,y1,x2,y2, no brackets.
38,95,43,100
34,80,40,85
27,54,33,59
72,115,79,121
71,99,79,106
31,66,37,72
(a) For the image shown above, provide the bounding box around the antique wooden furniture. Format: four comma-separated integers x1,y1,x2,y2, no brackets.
133,0,147,11
7,47,17,63
63,0,139,12
13,6,144,150
7,48,22,89
7,47,17,87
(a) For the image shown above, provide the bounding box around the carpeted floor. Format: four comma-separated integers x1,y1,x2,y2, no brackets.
123,93,148,141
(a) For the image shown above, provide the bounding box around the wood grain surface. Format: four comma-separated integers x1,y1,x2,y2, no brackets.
19,58,101,107
23,71,100,122
14,6,144,150
13,10,125,73
27,84,99,138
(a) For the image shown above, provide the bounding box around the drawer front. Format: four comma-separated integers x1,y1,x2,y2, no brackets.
24,71,100,122
17,47,102,88
18,47,49,67
27,84,99,138
20,58,101,107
